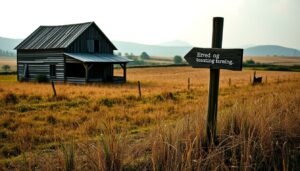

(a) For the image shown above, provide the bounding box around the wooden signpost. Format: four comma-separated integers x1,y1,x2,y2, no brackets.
184,17,243,144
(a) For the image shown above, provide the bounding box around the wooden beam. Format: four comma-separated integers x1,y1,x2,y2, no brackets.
83,63,89,83
88,64,94,70
120,63,126,82
83,63,94,83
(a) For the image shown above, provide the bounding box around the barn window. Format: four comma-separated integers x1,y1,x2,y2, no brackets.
94,40,100,53
50,64,56,77
87,40,94,53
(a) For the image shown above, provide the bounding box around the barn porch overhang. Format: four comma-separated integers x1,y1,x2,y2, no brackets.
64,53,132,83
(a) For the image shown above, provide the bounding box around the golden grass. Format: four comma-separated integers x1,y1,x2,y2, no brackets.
0,66,299,170
0,57,16,72
244,56,300,66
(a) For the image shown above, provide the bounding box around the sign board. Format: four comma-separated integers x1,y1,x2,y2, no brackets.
184,47,243,70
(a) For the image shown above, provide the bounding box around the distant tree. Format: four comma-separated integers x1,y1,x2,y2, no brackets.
126,53,135,59
244,59,255,65
174,55,183,64
124,53,129,57
140,52,150,59
2,65,11,72
117,52,122,56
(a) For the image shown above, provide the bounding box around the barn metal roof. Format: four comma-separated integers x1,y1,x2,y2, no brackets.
65,53,133,63
15,22,117,50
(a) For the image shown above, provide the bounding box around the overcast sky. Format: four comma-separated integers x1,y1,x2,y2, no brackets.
1,0,299,49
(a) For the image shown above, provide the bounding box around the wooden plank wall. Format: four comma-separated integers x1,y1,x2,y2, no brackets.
65,77,86,84
66,25,114,53
17,51,65,82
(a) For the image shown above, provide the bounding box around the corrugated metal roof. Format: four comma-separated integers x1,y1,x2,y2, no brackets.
65,53,133,63
15,22,117,50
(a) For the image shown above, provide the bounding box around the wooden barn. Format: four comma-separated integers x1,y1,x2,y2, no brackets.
15,22,132,84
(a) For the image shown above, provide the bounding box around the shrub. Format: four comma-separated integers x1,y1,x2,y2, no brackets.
245,59,255,65
18,104,32,113
1,65,11,72
19,76,26,82
3,93,18,104
140,52,150,60
28,95,42,103
48,95,69,102
99,98,115,107
154,94,165,102
174,55,183,64
1,145,21,158
47,115,57,125
98,98,124,107
36,75,48,83
0,130,8,139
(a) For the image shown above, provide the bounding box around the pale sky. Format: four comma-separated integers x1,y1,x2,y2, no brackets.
1,0,299,49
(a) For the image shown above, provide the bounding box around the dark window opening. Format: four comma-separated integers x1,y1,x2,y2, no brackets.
50,64,56,77
94,40,100,53
66,63,85,77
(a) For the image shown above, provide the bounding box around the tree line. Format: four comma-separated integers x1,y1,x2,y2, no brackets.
116,51,184,64
0,49,16,57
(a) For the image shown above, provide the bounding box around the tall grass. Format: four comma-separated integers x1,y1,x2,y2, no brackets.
150,81,300,170
0,68,299,170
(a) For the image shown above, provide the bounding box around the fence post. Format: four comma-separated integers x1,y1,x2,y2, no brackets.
228,78,231,87
188,78,190,90
51,80,57,97
138,81,141,98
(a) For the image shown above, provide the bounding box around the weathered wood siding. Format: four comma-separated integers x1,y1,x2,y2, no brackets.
17,50,65,82
66,25,114,53
65,77,86,84
65,56,81,63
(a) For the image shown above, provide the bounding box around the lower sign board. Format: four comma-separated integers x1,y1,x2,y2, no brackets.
184,47,243,70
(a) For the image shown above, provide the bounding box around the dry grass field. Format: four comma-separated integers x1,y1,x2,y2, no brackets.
0,57,16,72
0,66,299,170
244,56,300,66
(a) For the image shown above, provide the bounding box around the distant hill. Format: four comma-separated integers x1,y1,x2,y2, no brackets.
244,45,300,56
112,41,192,57
0,36,299,58
113,42,300,57
158,40,193,47
0,37,22,52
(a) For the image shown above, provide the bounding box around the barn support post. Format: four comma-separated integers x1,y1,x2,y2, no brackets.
120,63,127,82
83,63,93,83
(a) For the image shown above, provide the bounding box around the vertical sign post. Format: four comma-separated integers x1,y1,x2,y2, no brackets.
207,17,223,143
184,17,243,144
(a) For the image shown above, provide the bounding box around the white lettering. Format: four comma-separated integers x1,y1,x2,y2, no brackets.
197,52,211,58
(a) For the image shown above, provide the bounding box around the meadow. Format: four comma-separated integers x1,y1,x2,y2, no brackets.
0,66,299,170
244,56,300,66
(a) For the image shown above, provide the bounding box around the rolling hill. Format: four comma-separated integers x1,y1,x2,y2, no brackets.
113,41,192,57
244,45,300,56
0,37,22,52
0,36,299,57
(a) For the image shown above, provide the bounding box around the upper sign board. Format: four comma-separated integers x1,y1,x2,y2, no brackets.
184,48,243,70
